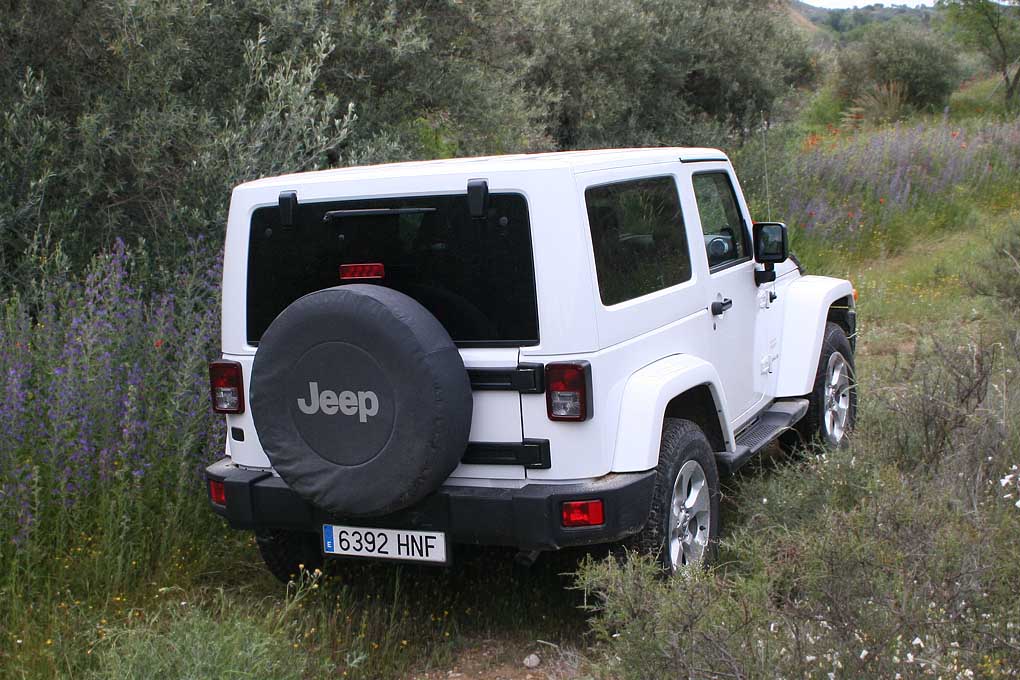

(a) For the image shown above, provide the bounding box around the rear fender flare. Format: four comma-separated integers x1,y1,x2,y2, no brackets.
611,355,732,472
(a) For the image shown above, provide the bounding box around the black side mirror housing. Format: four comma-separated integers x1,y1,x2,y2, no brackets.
753,221,789,264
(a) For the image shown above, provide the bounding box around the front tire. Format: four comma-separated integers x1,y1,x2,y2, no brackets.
630,419,720,572
785,322,856,449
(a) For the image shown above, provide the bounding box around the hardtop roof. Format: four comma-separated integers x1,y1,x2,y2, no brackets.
238,147,728,191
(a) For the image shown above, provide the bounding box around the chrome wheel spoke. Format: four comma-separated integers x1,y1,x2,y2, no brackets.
667,459,711,571
822,352,851,445
686,481,709,515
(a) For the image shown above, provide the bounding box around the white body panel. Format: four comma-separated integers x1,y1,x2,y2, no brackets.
612,354,731,472
775,275,855,397
216,147,852,486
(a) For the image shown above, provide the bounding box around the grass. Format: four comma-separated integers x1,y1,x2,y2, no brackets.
950,74,1014,120
4,108,1020,678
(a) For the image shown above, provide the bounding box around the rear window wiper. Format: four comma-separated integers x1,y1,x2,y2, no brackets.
323,207,437,221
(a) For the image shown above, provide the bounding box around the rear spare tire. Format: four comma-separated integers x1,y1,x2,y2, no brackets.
249,284,472,517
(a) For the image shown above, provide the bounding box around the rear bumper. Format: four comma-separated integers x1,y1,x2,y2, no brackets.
205,458,655,552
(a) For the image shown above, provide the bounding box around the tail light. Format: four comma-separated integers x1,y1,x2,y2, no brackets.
562,499,604,527
340,263,385,280
209,360,244,414
545,362,593,421
208,479,227,506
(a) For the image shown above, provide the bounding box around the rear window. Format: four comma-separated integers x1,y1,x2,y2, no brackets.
246,193,539,346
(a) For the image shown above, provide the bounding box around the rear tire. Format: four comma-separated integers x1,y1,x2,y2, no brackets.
782,322,856,451
629,419,720,572
255,530,324,584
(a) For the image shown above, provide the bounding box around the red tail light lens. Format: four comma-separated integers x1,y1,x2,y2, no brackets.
545,362,592,421
208,479,227,506
562,499,604,527
340,263,385,280
209,360,244,414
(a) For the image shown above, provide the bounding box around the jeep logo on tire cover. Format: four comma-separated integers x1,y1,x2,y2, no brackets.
297,382,379,422
286,341,395,467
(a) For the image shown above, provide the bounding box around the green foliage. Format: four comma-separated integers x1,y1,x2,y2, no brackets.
969,217,1020,311
522,0,811,149
939,0,1020,105
84,593,333,680
578,329,1020,678
820,3,937,35
799,84,846,128
950,74,1012,119
848,81,910,126
0,0,812,274
836,21,961,111
0,1,354,271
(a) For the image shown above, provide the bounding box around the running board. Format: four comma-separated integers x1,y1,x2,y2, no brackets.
715,398,810,475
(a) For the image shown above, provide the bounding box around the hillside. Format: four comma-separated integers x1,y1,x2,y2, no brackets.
791,0,937,33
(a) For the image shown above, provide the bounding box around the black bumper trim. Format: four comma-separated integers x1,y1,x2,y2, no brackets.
206,459,655,552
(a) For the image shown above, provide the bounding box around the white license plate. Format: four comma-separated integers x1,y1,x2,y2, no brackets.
322,524,448,564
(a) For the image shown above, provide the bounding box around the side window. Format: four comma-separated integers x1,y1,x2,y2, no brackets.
692,172,749,269
585,176,692,306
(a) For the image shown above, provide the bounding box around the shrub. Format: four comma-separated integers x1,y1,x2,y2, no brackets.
969,217,1020,312
577,332,1020,679
836,21,961,111
520,0,811,148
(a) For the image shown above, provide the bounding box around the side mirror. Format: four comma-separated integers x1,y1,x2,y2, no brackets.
753,222,788,264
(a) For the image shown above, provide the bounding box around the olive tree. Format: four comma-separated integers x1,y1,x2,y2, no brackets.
938,0,1020,106
836,20,960,110
518,0,811,149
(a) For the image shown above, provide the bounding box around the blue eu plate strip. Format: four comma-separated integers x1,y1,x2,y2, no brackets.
322,525,334,552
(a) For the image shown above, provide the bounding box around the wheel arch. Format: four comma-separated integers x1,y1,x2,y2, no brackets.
775,276,855,397
611,354,733,473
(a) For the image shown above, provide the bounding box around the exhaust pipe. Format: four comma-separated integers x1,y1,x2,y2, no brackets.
514,549,542,567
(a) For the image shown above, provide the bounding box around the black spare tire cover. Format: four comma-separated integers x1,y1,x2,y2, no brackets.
249,284,472,517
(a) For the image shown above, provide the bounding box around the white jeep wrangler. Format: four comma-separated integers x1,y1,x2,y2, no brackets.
205,148,857,581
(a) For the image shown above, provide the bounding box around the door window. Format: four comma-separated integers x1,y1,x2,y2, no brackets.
692,173,749,269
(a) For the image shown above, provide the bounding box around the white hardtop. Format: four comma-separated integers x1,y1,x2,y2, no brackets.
236,147,729,191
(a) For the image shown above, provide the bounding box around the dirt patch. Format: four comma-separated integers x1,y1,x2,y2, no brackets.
412,639,583,680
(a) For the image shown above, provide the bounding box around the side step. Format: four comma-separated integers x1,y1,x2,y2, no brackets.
715,398,809,475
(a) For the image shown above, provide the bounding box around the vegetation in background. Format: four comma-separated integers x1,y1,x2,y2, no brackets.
792,0,937,35
523,0,812,149
2,0,1020,678
0,0,808,274
835,21,961,111
736,117,1020,267
940,0,1020,107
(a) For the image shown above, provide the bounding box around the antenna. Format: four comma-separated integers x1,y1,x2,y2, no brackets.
761,110,772,222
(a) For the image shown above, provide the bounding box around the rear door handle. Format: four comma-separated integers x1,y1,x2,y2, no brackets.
711,298,733,316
